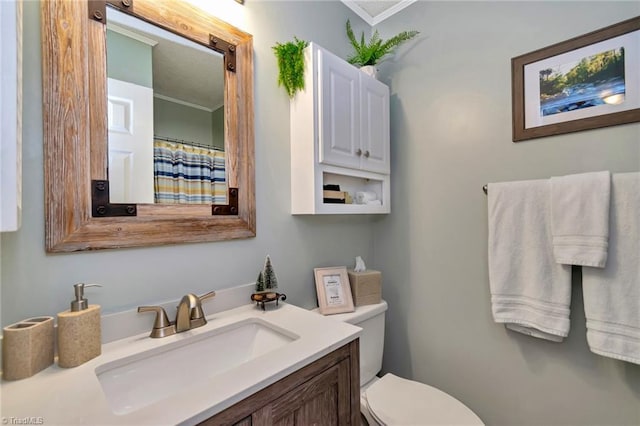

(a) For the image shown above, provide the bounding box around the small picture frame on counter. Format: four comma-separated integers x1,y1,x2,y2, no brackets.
314,266,355,315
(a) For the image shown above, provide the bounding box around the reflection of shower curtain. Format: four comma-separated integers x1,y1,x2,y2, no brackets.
153,140,227,204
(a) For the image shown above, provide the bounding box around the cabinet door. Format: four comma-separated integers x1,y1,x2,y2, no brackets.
360,76,390,174
199,340,359,426
252,359,351,426
318,48,361,171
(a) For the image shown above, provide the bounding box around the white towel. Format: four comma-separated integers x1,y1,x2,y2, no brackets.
550,171,610,268
582,172,640,365
488,179,572,342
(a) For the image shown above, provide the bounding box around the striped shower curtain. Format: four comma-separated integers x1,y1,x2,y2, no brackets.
153,140,227,204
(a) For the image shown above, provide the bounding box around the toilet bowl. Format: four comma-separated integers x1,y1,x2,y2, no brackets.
360,374,483,425
314,301,483,425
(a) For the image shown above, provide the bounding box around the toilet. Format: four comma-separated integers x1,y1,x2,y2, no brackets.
319,300,484,425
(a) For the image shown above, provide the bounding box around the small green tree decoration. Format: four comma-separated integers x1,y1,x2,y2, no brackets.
272,37,309,98
263,255,278,291
255,271,265,293
345,19,419,67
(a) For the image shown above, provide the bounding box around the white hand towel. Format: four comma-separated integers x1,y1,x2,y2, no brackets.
582,172,640,365
488,179,572,342
550,171,611,267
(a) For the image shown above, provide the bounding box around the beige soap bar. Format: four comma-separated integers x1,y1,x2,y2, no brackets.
57,305,101,368
2,317,55,381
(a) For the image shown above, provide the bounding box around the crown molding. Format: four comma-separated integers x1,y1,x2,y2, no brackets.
106,22,158,46
341,0,417,26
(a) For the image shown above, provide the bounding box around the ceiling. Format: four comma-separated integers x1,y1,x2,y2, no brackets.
104,1,417,110
341,0,417,26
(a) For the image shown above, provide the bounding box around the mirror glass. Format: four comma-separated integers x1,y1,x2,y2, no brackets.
106,8,226,205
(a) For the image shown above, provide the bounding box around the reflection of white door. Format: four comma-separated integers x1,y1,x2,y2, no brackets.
107,78,154,204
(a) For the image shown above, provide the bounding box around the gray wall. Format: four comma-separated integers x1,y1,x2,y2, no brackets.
212,107,224,149
1,1,372,321
106,29,153,88
154,97,221,148
373,2,640,425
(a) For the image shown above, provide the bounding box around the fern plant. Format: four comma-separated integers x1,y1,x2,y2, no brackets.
272,37,309,98
346,20,419,67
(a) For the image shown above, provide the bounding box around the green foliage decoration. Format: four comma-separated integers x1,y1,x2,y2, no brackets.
272,37,309,98
263,255,278,290
255,271,265,293
346,19,419,67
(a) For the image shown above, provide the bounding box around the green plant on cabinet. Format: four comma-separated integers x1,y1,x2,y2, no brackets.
345,19,419,67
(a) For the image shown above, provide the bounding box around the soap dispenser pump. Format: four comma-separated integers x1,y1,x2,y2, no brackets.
57,283,102,368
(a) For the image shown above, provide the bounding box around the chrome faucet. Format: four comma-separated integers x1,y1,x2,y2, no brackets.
138,291,216,338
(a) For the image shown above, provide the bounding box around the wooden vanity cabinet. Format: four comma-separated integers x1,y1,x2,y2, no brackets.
199,339,360,426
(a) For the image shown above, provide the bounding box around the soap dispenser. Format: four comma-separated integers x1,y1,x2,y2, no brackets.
57,283,102,368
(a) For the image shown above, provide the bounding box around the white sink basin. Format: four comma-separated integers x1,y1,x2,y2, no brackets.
95,318,298,415
4,303,361,425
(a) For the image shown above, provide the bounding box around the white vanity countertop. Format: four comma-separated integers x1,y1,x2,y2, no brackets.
1,303,361,425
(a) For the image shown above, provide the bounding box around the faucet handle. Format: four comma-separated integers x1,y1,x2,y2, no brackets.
198,291,216,304
137,306,176,338
189,291,216,328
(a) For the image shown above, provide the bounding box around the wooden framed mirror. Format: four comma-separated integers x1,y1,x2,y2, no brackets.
42,0,255,252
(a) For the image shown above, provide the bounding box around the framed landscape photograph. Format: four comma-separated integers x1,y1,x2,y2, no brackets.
512,16,640,141
314,266,355,315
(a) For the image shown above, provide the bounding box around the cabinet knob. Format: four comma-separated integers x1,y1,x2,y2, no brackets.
356,149,362,156
364,150,370,158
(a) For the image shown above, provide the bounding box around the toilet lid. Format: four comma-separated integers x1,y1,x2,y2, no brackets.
365,374,484,426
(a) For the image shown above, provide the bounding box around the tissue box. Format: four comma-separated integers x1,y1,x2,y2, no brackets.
347,269,382,306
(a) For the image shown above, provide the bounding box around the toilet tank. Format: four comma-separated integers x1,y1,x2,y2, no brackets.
316,300,387,386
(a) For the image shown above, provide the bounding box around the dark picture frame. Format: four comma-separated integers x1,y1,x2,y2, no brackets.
512,16,640,142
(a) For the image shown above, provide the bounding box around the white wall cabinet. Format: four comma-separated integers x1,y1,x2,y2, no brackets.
0,0,22,232
291,43,390,215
